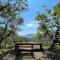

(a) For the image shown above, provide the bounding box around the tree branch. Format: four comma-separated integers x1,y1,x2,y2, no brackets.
0,4,9,11
2,27,13,40
2,24,8,35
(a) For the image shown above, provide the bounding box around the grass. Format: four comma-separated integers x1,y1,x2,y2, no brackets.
43,45,50,49
48,45,60,53
42,44,60,54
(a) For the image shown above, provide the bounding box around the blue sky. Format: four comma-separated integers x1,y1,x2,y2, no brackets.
17,0,60,36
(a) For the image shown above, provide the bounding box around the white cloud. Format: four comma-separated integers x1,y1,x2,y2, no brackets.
26,22,34,28
26,22,38,28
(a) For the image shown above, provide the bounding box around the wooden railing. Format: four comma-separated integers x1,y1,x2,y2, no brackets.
15,42,43,56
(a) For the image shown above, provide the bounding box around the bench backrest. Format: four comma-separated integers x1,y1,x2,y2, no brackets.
15,42,43,51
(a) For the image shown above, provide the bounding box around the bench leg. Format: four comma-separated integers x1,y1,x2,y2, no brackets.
31,51,33,57
31,45,34,57
40,44,43,51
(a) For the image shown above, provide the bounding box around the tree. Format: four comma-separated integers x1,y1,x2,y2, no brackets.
35,3,60,48
0,0,28,48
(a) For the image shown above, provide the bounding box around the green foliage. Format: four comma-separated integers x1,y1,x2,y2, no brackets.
53,8,60,16
35,3,60,43
40,25,47,32
0,0,28,48
35,13,47,21
53,3,60,16
45,9,52,14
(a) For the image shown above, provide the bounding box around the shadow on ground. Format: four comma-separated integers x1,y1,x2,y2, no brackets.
42,48,60,60
0,49,60,60
0,49,23,60
0,49,36,60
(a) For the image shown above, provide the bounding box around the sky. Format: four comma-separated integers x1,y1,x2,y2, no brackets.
17,0,60,36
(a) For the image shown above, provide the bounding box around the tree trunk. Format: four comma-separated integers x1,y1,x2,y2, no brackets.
0,38,3,49
50,42,55,49
50,40,57,49
5,41,7,48
0,42,2,49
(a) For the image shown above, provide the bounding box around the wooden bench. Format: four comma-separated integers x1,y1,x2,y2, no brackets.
15,42,43,56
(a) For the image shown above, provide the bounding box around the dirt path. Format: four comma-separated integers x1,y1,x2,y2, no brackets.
0,49,60,60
